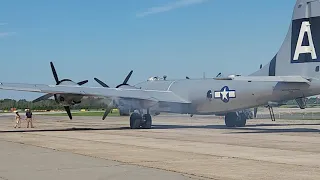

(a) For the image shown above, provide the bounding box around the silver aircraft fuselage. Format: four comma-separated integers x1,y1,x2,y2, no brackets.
131,78,320,115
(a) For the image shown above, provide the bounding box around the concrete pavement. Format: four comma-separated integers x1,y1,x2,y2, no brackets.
0,140,192,180
0,114,319,180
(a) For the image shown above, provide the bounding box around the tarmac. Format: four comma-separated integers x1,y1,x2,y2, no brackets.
0,113,320,180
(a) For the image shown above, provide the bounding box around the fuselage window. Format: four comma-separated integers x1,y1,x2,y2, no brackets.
316,66,320,72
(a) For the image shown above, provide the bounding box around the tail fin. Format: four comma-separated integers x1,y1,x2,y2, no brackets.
251,0,320,78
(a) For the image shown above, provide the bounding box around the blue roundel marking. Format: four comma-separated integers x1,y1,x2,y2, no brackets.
213,86,236,103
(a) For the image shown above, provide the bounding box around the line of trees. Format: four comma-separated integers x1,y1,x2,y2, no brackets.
0,97,110,111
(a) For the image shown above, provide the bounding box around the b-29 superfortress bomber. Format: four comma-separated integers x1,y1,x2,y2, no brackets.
0,0,319,129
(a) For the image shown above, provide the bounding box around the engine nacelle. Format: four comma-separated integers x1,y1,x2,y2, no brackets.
54,94,83,106
54,80,84,106
116,84,137,89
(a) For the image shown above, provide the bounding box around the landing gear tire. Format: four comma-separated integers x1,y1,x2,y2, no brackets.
236,113,247,127
225,112,247,127
225,113,237,127
130,113,142,129
142,114,152,129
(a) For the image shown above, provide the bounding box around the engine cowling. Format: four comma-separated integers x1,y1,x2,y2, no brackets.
54,93,83,106
53,79,84,106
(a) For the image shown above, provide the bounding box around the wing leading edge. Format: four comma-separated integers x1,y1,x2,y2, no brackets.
0,82,191,104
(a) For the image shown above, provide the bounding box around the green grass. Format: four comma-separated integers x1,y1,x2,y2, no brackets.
41,111,120,117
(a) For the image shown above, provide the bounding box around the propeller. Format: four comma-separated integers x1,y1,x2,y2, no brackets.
116,70,133,88
77,80,89,86
32,93,54,103
94,70,133,120
32,62,89,120
64,106,72,120
93,78,109,87
102,99,116,120
94,70,133,89
51,61,59,84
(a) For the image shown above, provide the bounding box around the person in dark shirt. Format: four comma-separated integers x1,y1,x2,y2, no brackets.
25,109,34,128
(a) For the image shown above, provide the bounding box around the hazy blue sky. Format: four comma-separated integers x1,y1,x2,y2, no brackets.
0,0,295,100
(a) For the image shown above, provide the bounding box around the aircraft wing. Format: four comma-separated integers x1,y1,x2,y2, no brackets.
0,82,191,104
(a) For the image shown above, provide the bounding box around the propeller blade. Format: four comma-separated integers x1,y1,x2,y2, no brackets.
50,62,59,84
94,78,109,87
102,99,115,120
53,94,59,103
123,70,133,84
32,93,53,103
102,107,112,120
260,64,262,69
254,107,258,118
77,80,89,86
64,106,72,120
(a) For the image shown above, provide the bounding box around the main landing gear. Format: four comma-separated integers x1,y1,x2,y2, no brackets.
224,111,247,127
129,110,152,129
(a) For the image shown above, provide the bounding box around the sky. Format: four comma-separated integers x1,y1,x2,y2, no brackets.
0,0,295,100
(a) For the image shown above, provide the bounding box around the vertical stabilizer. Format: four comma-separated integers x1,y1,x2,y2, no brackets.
251,0,320,78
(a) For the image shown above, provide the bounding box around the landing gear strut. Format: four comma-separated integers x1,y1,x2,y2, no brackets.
268,105,276,121
129,110,152,129
224,111,247,127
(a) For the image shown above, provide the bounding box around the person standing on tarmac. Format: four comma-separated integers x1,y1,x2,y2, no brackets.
25,109,34,128
14,111,21,128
